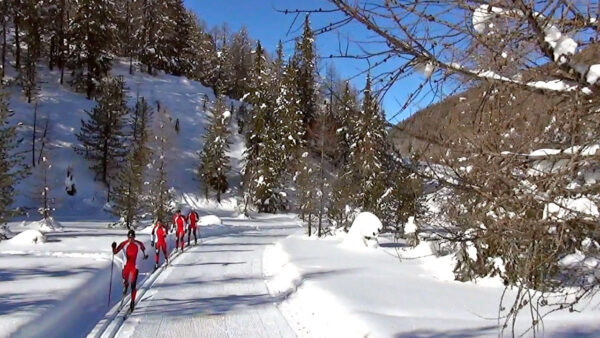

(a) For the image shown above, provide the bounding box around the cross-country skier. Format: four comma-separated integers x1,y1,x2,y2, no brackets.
173,210,187,252
111,230,148,312
187,209,199,246
151,221,169,270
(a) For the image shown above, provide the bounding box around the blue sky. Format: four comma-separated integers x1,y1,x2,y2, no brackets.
183,0,426,122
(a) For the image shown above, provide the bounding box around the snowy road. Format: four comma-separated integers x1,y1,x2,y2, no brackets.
115,216,299,338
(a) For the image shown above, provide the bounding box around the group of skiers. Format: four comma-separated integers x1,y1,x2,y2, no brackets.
110,208,201,312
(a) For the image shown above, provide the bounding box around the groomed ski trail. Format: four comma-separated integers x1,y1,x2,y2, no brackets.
110,215,299,338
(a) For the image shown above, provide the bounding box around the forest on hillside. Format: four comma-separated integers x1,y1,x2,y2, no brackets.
0,0,418,235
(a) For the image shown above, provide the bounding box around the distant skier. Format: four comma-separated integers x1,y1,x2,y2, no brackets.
173,210,187,251
151,221,169,270
187,209,199,246
111,230,148,312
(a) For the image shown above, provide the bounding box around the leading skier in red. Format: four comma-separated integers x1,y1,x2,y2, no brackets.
187,209,199,246
151,221,169,270
173,210,187,252
112,230,148,312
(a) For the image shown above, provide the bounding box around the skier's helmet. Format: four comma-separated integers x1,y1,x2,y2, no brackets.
127,230,135,238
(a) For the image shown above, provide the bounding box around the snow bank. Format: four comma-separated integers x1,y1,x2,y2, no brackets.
23,217,64,232
198,215,222,226
340,212,382,249
7,229,46,245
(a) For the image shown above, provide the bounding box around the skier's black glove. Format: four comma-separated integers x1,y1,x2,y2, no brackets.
111,242,117,250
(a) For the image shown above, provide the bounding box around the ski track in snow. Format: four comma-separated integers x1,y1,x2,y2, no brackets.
111,216,298,338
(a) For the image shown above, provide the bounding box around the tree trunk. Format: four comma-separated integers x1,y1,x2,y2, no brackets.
59,0,66,85
49,37,55,71
14,9,21,70
32,102,37,167
308,210,312,237
1,20,6,79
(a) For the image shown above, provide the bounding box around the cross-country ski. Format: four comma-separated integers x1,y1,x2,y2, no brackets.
2,1,600,337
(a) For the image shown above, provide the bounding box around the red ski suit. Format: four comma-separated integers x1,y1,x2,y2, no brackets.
188,211,198,229
152,222,168,264
173,214,187,250
113,239,146,304
187,211,199,245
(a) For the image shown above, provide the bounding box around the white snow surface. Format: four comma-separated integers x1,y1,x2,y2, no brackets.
265,231,600,337
198,215,222,226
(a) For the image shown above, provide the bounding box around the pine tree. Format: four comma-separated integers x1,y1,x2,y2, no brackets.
0,89,26,226
212,36,234,95
229,27,252,99
335,82,359,165
32,142,54,220
273,42,305,163
75,76,129,198
168,1,194,76
198,95,231,202
148,105,175,224
295,16,318,132
111,97,153,228
0,0,9,78
115,0,143,74
139,0,170,74
43,0,69,83
295,148,317,235
348,75,388,212
242,41,286,212
20,0,42,102
69,0,116,98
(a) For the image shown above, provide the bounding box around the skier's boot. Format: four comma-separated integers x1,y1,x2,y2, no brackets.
154,263,159,271
129,301,135,313
195,240,198,246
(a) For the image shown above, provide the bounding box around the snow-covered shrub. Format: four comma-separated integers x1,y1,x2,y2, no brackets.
26,217,63,232
342,212,383,248
8,229,46,245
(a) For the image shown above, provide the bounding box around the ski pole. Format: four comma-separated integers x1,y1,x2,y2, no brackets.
108,252,114,307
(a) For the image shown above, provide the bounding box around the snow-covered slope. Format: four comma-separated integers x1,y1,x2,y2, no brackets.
7,59,243,221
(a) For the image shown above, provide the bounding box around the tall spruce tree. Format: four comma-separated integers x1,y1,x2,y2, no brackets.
0,90,26,227
69,0,116,98
349,75,388,212
198,95,231,202
295,15,318,132
75,76,129,199
20,0,43,102
148,105,175,224
111,97,153,228
242,41,286,212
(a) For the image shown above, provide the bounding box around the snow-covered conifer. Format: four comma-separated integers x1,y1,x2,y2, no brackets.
198,95,231,202
75,76,129,197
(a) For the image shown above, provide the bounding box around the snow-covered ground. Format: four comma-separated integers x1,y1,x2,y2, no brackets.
0,219,250,338
264,231,600,337
111,214,299,338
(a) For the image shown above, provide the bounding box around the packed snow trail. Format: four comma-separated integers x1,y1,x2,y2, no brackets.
114,215,299,338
